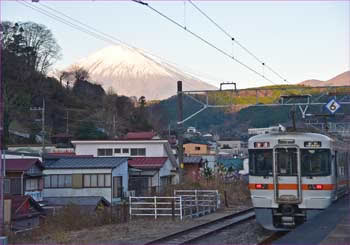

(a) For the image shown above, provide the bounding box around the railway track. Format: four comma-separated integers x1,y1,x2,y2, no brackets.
144,208,255,245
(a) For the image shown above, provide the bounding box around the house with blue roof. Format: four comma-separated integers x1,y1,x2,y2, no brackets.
43,157,128,204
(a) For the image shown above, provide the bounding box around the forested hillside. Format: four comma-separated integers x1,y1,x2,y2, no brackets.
1,21,152,146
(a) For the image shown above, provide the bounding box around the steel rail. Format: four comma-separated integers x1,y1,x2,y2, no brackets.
144,208,255,245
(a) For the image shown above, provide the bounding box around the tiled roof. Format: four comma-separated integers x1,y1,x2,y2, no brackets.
128,157,168,169
44,196,110,206
45,157,128,169
183,156,203,164
5,158,43,171
124,131,156,140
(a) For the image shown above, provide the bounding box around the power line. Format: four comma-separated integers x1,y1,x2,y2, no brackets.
18,0,219,91
188,0,290,84
132,0,280,86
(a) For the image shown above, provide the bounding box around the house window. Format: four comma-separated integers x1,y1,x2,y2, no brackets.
105,174,111,187
44,176,51,188
58,175,65,188
51,175,58,188
113,176,123,198
114,148,121,154
97,148,113,156
84,175,91,187
91,175,98,187
122,148,129,154
72,174,83,188
195,146,201,151
26,179,39,191
131,148,146,156
98,174,105,187
4,179,10,194
45,175,73,188
83,174,111,187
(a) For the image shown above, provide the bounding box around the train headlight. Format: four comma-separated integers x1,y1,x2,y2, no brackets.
255,184,268,189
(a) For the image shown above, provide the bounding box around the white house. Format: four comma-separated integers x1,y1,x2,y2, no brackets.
43,157,128,203
71,137,179,194
71,139,175,159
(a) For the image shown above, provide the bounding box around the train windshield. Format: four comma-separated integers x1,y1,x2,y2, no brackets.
301,149,331,176
249,149,273,176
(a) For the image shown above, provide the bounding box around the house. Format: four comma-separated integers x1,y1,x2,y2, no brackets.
183,142,210,156
71,139,176,160
217,140,248,156
128,157,176,195
4,158,44,202
183,156,204,180
4,195,44,232
43,157,128,203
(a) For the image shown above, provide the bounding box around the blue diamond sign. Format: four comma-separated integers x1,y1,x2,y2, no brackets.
325,99,341,114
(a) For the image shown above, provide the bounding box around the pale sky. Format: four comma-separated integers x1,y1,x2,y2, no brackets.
2,0,349,89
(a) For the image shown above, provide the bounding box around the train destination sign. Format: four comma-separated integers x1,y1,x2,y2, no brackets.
325,99,341,114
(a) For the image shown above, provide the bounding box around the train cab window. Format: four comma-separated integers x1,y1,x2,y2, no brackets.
301,149,331,176
249,150,273,176
275,148,298,176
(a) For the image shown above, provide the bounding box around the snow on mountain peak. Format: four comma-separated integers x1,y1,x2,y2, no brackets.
70,44,217,100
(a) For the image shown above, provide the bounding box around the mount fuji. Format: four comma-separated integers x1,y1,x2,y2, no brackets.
69,45,217,100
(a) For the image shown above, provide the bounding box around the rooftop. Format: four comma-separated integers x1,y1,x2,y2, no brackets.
44,196,110,207
45,157,128,169
128,157,168,169
5,158,43,171
183,156,203,164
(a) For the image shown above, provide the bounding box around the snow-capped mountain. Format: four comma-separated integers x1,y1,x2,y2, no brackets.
69,45,217,100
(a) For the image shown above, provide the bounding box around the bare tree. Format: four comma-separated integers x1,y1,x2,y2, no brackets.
1,21,61,73
70,65,89,81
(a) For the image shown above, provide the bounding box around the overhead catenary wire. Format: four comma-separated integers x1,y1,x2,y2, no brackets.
18,0,221,91
17,1,198,91
188,0,290,84
132,0,279,86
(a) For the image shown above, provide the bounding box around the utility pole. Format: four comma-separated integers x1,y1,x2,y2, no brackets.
0,29,6,242
113,114,116,138
30,98,46,155
66,110,69,134
177,81,184,182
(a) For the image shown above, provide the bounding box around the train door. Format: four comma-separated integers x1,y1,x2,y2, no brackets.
273,147,302,204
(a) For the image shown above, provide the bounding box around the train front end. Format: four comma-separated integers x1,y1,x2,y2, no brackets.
248,132,335,230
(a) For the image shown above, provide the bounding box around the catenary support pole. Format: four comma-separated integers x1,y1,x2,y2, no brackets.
177,81,184,183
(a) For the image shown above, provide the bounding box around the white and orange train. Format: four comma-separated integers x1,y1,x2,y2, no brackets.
248,131,350,230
